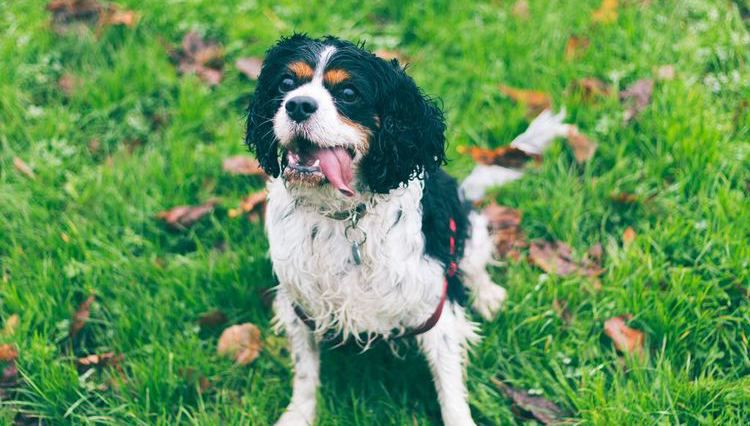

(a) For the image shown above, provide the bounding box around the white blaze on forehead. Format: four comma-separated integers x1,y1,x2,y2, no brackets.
313,46,337,82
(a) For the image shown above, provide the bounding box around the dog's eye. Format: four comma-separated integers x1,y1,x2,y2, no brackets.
279,77,296,93
340,86,359,104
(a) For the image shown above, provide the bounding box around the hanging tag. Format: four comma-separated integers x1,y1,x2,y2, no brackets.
351,243,362,265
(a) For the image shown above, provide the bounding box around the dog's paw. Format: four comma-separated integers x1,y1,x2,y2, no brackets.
472,283,507,321
275,410,314,426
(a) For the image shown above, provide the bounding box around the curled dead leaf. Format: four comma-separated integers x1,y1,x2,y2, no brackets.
592,0,618,24
13,157,35,180
529,240,604,277
235,57,263,80
482,203,527,259
0,345,18,362
229,191,267,222
174,31,224,86
620,78,654,122
565,35,590,60
604,315,645,356
47,0,138,33
198,310,228,328
222,155,265,176
570,78,612,100
498,84,551,118
566,127,597,163
217,323,262,366
458,145,539,169
76,352,123,368
70,295,95,339
157,200,218,229
492,378,568,424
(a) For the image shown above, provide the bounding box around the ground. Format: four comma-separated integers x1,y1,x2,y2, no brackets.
1,0,750,425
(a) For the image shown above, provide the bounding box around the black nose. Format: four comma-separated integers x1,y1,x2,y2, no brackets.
285,96,318,122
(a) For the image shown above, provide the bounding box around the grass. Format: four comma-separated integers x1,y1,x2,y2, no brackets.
1,0,749,424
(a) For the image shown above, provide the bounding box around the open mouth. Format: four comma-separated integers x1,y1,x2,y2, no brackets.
285,137,356,196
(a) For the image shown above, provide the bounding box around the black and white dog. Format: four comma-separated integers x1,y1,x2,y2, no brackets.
246,34,507,426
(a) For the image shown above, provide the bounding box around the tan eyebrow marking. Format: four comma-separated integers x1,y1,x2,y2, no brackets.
288,61,314,79
323,69,350,85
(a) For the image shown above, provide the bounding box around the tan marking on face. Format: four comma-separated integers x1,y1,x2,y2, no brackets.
340,116,372,154
288,61,314,79
323,69,350,86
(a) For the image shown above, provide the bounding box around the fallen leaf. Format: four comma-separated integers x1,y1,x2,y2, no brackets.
222,155,265,176
0,363,19,400
498,84,551,117
174,31,224,86
566,127,597,163
217,323,262,366
99,7,139,28
609,191,650,204
70,295,95,339
375,49,408,63
565,35,590,60
570,78,612,100
459,146,539,169
229,191,267,222
620,78,654,122
57,73,81,96
198,310,228,328
623,226,636,246
76,352,123,368
3,315,19,337
529,240,604,277
235,57,263,80
604,315,645,356
492,378,568,424
511,0,530,19
0,345,18,362
157,200,218,229
47,0,138,33
13,157,35,180
655,64,675,81
482,203,527,259
592,0,618,24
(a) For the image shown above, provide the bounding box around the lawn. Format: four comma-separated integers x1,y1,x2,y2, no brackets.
1,0,750,424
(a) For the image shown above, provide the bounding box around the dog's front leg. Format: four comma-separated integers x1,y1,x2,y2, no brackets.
417,302,478,426
274,290,320,426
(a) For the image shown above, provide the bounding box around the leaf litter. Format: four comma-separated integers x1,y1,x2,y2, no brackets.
217,323,262,366
492,378,569,424
157,200,219,229
604,315,645,357
172,31,224,86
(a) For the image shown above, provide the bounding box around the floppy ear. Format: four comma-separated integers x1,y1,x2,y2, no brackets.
360,61,446,193
245,90,281,178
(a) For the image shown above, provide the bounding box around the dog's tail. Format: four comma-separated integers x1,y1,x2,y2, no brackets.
459,108,570,202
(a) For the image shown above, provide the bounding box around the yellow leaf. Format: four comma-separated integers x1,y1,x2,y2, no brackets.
592,0,618,24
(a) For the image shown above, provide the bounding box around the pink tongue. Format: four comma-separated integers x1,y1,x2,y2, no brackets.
315,147,355,196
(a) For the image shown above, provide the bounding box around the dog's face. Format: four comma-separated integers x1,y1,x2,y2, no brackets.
246,35,446,196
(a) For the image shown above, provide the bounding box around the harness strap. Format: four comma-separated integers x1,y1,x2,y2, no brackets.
292,216,457,339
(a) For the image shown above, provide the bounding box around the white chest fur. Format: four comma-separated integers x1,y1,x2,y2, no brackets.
265,179,445,342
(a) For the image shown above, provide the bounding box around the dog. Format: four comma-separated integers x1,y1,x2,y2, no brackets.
245,34,508,426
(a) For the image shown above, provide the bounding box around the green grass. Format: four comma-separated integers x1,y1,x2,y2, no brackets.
1,0,750,424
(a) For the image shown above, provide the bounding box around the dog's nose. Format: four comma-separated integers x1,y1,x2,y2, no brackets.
285,96,318,122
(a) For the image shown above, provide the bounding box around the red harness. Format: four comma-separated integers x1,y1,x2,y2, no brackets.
294,217,457,339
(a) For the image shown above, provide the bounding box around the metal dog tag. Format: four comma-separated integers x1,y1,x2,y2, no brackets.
351,243,362,265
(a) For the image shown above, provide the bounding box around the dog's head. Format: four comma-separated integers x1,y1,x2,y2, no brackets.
246,34,446,197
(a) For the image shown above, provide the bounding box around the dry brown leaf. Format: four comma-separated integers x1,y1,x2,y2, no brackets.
58,73,81,96
459,145,539,169
511,0,530,19
620,78,654,122
604,315,645,356
230,191,268,222
375,49,408,63
77,352,123,368
157,200,218,229
3,315,19,337
47,0,137,33
174,31,224,86
70,295,95,339
0,345,18,362
222,155,265,176
609,192,639,204
592,0,618,24
623,226,636,246
566,127,597,163
565,35,590,60
99,8,139,27
13,157,35,180
492,378,568,424
482,203,527,259
0,362,19,400
217,323,262,366
198,310,228,328
655,65,675,81
235,57,263,80
529,240,604,277
498,84,551,117
571,78,612,100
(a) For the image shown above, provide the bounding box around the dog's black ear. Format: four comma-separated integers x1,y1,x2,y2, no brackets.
245,89,280,177
361,60,446,193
